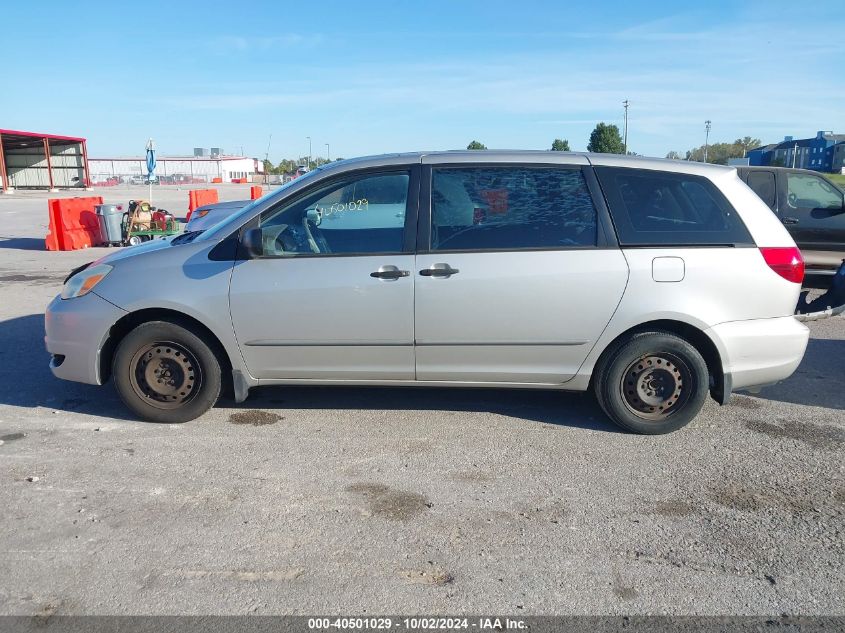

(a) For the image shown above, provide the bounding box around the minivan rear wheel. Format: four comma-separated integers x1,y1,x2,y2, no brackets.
594,331,708,434
113,321,222,423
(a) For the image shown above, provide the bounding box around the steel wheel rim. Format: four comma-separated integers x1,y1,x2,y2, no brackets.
129,341,201,410
620,352,693,421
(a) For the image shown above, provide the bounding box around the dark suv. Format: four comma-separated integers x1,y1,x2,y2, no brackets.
737,166,845,286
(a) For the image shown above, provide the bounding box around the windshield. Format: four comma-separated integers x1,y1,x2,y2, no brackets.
195,169,327,241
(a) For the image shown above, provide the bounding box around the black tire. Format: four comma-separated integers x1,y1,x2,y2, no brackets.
593,331,709,434
113,321,222,423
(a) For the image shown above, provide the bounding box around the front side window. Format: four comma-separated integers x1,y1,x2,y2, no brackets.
595,167,754,246
786,173,844,210
430,167,597,251
257,171,409,256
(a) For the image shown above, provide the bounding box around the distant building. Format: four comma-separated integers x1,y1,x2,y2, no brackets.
747,131,845,172
87,155,261,185
833,143,845,174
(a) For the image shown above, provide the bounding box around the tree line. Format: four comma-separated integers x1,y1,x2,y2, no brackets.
467,122,627,154
262,128,761,170
468,127,763,163
665,137,762,165
262,156,343,175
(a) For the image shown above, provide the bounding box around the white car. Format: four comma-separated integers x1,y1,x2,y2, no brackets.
46,152,809,433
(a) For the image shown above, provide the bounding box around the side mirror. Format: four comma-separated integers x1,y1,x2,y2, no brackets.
306,208,322,226
241,227,264,259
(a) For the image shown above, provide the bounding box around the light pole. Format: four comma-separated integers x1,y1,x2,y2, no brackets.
306,136,312,170
622,99,629,154
325,143,330,162
264,134,272,185
704,120,712,162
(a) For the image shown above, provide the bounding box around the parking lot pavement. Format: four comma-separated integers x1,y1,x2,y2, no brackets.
0,191,843,616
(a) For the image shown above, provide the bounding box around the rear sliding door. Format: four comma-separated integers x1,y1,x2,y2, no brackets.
414,160,629,383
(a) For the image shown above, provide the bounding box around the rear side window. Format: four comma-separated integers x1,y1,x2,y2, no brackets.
430,167,597,251
595,167,754,246
746,171,776,209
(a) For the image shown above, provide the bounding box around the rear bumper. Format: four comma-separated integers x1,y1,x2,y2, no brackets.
802,250,844,271
710,316,809,391
44,292,127,385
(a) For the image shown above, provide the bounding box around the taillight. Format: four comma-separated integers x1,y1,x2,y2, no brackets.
760,246,804,284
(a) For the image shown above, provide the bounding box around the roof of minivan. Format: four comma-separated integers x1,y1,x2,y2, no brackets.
318,150,734,178
737,165,826,175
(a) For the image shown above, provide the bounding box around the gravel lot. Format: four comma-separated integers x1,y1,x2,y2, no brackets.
0,186,843,616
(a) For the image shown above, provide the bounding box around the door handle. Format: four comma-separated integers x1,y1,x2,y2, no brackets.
782,217,800,225
419,264,460,277
370,265,409,280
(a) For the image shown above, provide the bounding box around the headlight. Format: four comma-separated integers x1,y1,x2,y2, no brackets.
61,264,113,300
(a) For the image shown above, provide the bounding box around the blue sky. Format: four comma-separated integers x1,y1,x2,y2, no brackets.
2,0,843,161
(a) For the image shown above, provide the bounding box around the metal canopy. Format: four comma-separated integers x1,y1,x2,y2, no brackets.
0,129,85,149
0,129,90,191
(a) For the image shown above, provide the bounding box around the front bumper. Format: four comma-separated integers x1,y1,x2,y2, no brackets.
710,315,809,391
45,292,127,385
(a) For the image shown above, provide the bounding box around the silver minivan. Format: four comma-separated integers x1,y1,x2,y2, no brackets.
45,152,809,434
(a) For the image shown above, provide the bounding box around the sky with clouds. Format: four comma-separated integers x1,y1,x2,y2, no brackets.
2,0,843,161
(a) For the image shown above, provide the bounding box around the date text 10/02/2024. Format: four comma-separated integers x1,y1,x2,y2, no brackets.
307,617,527,630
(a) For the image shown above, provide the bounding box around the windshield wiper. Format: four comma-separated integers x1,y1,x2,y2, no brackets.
170,230,205,245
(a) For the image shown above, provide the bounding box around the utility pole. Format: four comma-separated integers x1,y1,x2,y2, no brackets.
622,99,629,154
306,136,312,170
704,120,712,162
325,143,330,162
792,143,798,168
264,134,272,185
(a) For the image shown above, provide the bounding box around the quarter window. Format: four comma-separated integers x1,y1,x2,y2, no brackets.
258,172,410,256
430,167,597,251
594,167,754,246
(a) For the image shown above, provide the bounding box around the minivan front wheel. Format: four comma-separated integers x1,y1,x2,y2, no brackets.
113,321,222,423
594,332,708,434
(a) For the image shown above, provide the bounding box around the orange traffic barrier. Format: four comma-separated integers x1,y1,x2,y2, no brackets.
45,196,104,251
211,177,222,183
188,188,219,213
250,185,263,200
45,204,63,251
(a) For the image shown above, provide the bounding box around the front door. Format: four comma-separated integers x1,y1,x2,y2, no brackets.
779,171,845,251
414,162,628,383
229,167,419,380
